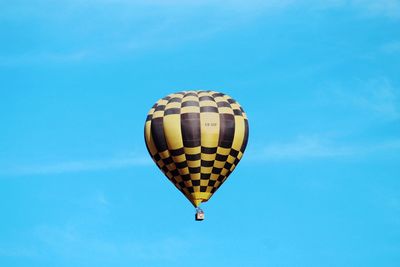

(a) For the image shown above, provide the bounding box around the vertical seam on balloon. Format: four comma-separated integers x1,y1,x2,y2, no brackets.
180,90,202,205
208,92,234,195
198,91,220,196
200,91,215,194
150,96,184,192
164,92,193,201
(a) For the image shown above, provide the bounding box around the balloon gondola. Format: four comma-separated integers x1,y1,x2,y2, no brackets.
195,207,205,221
144,90,249,220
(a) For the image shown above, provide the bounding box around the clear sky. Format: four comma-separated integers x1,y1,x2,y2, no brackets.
1,1,400,266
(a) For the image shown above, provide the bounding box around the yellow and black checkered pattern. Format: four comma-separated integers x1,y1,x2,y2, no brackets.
144,90,249,207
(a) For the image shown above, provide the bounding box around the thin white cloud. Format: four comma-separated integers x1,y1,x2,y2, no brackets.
0,51,89,66
0,246,38,258
381,41,400,53
99,0,400,18
247,78,399,163
302,0,400,19
0,0,293,65
330,78,400,121
2,0,398,66
248,136,400,161
352,0,400,19
26,0,293,10
26,0,400,16
0,155,152,176
0,223,188,262
96,191,110,207
32,224,190,262
262,136,352,159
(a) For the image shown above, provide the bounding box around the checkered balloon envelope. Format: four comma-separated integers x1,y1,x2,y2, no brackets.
144,90,249,209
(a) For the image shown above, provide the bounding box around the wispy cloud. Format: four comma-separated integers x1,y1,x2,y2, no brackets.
317,78,400,122
32,223,190,262
2,0,398,66
259,135,352,160
381,41,400,53
95,191,110,207
248,135,400,161
352,0,400,19
0,0,294,66
0,223,192,262
14,0,398,16
330,78,400,121
0,50,89,66
306,0,400,19
0,155,152,177
0,246,38,258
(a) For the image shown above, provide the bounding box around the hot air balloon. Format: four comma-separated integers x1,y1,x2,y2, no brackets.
144,90,249,220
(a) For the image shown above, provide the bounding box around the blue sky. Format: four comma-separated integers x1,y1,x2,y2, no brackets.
1,0,400,266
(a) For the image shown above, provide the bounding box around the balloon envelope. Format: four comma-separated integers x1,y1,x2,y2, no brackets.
144,90,249,207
